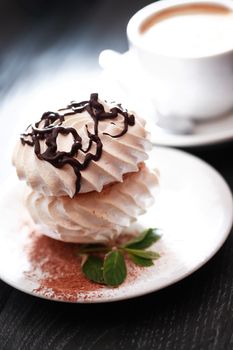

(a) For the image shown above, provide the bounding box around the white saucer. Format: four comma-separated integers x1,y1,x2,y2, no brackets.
0,147,232,303
147,113,233,148
99,50,233,148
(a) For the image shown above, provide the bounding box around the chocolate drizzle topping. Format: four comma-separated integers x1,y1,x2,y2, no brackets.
20,93,135,195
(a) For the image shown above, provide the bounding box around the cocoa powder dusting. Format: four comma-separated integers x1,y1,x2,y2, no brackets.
25,231,145,302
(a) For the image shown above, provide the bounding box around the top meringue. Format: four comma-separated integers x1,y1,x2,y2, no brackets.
13,93,151,198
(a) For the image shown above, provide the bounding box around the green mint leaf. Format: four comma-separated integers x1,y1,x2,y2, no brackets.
77,244,110,254
125,248,160,260
123,228,161,250
128,254,154,267
103,250,127,287
122,230,149,248
82,255,105,284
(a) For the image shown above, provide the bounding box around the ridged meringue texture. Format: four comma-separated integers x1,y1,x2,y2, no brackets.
13,96,151,198
26,165,159,243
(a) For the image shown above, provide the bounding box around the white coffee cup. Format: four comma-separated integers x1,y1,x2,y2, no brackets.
126,0,233,120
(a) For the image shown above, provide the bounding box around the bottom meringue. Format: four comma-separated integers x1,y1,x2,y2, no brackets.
26,165,159,243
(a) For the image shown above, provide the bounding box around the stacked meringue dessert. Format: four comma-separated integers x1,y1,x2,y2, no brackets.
12,93,159,244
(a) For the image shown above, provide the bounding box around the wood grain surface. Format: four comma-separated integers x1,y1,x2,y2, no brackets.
0,0,233,349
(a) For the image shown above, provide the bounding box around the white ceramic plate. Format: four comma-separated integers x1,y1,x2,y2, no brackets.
99,50,233,148
0,147,232,303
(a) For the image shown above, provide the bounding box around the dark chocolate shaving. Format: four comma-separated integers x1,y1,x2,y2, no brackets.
20,93,135,195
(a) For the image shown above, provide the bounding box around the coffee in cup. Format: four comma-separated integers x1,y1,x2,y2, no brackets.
127,0,233,120
140,4,233,57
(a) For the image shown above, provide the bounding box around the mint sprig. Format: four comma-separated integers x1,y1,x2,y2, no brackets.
78,228,161,287
82,256,104,284
103,250,127,286
128,254,154,267
122,228,161,249
124,248,160,260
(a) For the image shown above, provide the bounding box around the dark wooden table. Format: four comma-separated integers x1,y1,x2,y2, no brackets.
1,1,233,349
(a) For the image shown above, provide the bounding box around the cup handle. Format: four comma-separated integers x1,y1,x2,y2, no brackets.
99,49,135,92
99,49,150,99
99,49,158,122
99,49,124,71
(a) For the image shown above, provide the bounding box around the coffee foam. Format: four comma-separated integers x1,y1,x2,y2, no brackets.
140,4,233,57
